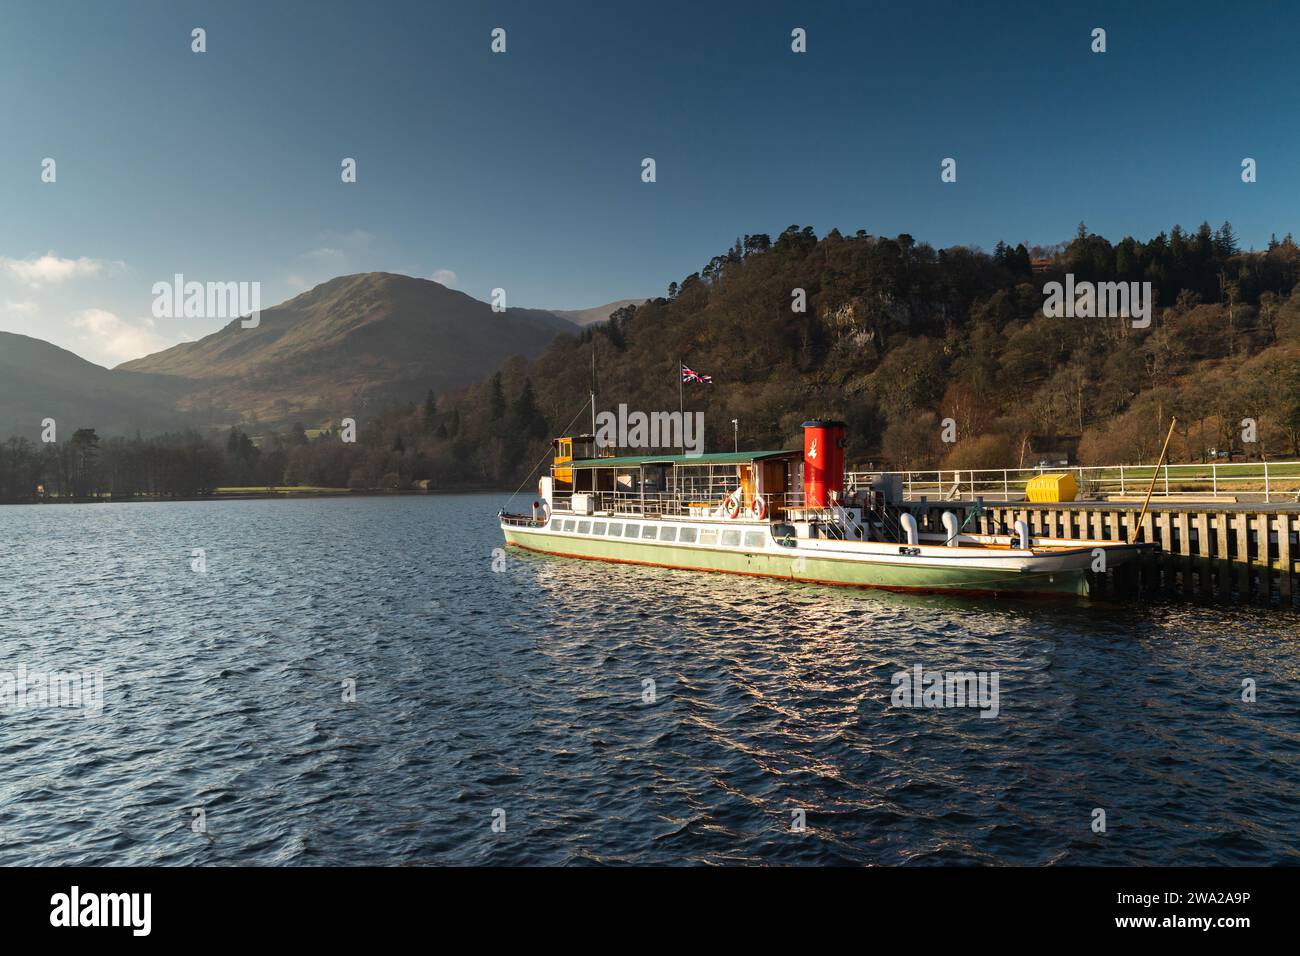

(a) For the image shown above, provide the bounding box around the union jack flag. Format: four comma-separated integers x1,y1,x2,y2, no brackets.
681,363,713,385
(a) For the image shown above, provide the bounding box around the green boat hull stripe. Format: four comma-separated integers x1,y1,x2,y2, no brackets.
502,526,1089,596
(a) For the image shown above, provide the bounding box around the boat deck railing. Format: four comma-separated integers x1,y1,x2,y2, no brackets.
499,512,545,528
555,489,811,519
551,491,913,545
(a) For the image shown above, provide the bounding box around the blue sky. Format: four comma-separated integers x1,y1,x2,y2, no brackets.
0,0,1294,366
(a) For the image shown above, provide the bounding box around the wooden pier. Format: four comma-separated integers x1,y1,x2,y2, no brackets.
913,499,1300,606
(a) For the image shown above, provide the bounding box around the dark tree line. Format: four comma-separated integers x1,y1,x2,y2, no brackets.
0,430,225,501
0,379,554,501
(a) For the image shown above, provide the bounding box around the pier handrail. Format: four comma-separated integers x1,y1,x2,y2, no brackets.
846,458,1300,503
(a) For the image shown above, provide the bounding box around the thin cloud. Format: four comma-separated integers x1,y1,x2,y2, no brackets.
70,308,170,363
431,269,457,287
0,253,113,287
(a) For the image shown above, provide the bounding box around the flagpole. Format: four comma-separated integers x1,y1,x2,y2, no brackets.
678,357,685,453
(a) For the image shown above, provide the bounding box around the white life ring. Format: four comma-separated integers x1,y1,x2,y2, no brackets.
751,495,767,520
724,492,742,519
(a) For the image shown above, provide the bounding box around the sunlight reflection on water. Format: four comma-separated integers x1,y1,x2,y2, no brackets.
0,494,1295,865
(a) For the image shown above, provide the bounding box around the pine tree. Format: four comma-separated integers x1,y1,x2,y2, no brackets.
511,378,546,438
1214,221,1239,258
1012,243,1032,276
488,373,506,420
422,389,437,432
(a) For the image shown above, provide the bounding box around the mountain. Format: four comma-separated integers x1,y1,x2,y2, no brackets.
542,299,649,327
0,332,189,441
116,273,580,426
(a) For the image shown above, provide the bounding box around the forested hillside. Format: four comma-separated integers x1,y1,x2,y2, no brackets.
418,222,1300,486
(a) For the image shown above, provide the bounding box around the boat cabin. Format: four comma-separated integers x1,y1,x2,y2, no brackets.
546,449,802,519
534,420,883,540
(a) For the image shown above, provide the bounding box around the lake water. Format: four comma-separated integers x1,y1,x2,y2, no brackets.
1,494,1296,865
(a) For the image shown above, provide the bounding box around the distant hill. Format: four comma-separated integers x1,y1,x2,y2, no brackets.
116,273,580,425
543,299,649,327
0,332,189,441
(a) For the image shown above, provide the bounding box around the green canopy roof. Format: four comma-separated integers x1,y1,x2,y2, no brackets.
569,450,799,469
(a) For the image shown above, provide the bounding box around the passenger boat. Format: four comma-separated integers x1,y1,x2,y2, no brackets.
499,420,1150,597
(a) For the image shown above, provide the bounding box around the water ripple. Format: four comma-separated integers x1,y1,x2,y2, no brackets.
0,495,1296,865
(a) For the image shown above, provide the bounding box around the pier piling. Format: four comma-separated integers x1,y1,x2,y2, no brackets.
919,501,1300,606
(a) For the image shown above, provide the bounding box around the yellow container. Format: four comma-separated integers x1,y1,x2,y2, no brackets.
1025,472,1078,503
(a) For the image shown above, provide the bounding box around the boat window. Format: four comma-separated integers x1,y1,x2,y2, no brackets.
624,524,640,537
593,522,606,535
641,524,657,539
743,531,765,549
721,530,741,547
678,527,697,543
577,521,591,534
659,526,677,542
699,530,718,545
607,523,622,536
562,520,575,532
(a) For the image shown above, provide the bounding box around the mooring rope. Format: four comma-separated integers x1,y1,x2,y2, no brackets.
939,500,985,546
504,395,593,511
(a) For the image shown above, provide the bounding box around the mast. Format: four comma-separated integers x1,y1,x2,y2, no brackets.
678,356,685,454
1130,416,1177,544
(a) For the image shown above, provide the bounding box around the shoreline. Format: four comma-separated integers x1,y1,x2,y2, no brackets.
0,488,513,506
